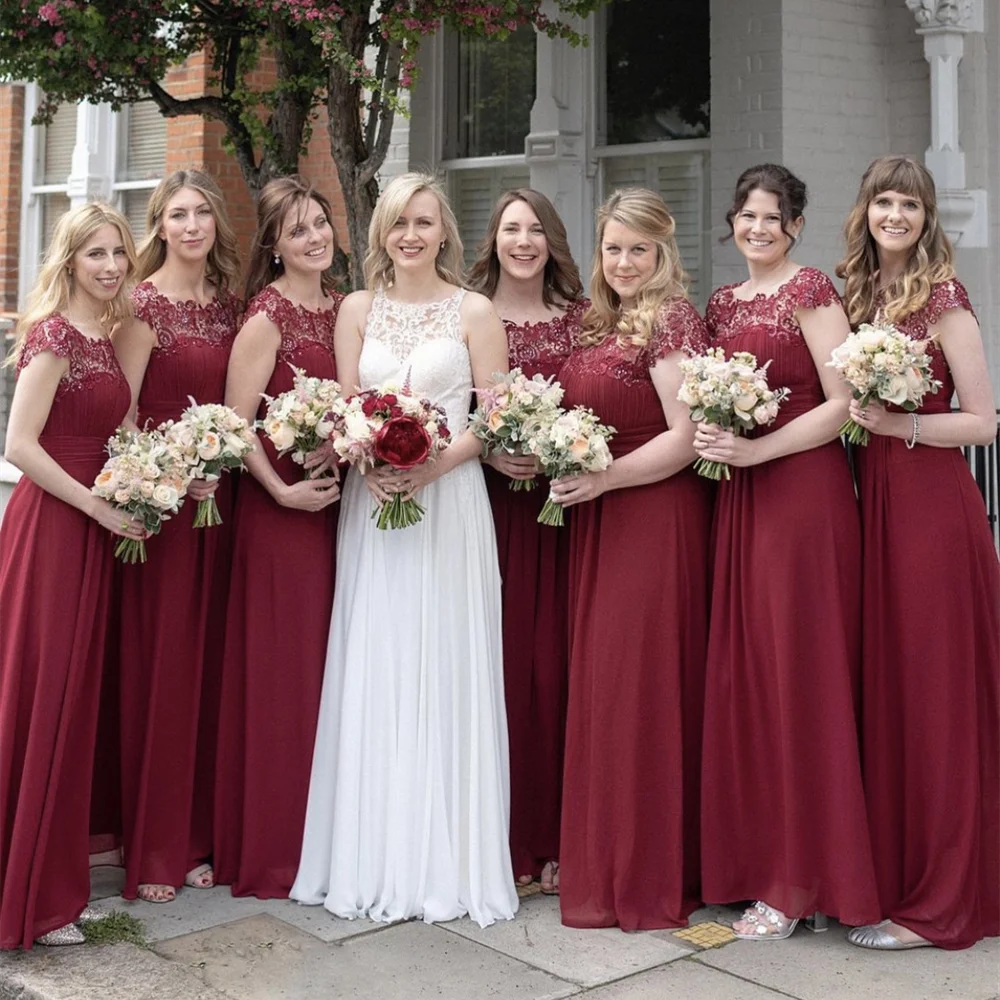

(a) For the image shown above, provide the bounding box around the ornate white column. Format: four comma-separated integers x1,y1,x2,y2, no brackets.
525,3,595,271
906,0,988,246
67,102,112,207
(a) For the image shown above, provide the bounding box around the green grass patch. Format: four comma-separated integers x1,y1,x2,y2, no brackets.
80,910,147,948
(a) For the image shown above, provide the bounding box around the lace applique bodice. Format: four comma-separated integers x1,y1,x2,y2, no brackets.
244,285,341,365
561,298,708,388
707,267,841,344
503,299,588,379
132,281,240,355
359,288,473,436
17,315,125,400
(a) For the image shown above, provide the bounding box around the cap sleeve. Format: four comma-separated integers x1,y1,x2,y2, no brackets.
243,286,284,332
16,315,78,373
648,298,708,362
924,279,975,325
794,268,841,310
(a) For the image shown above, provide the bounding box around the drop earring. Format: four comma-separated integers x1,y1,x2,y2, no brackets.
439,241,445,250
273,253,281,266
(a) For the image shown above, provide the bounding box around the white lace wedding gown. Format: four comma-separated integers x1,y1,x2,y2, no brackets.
290,288,518,928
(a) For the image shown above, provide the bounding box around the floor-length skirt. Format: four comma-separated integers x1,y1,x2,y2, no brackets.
857,438,999,949
291,463,518,928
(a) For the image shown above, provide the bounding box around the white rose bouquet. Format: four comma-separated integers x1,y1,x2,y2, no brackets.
470,367,564,491
523,406,616,527
260,366,343,468
678,347,790,480
159,399,257,527
826,322,942,445
327,380,451,530
92,428,193,563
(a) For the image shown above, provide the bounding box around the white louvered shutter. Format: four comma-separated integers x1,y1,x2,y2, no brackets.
450,165,531,266
41,193,71,259
118,102,166,183
603,150,710,308
41,101,76,186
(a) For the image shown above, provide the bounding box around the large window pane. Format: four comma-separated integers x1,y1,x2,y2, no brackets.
443,26,536,159
605,0,709,144
117,101,167,183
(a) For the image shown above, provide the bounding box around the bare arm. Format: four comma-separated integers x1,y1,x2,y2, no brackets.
4,353,145,538
850,307,996,448
693,302,852,468
551,351,696,506
225,311,339,510
111,316,156,428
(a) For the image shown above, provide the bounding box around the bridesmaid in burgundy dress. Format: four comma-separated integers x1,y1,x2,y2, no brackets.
112,170,242,903
695,165,879,939
214,176,342,898
467,189,586,894
0,204,145,947
837,156,999,952
552,188,712,930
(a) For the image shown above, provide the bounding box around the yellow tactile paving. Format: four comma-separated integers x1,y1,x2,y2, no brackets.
672,921,737,949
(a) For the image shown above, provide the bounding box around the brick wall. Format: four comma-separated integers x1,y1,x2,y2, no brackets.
0,84,24,313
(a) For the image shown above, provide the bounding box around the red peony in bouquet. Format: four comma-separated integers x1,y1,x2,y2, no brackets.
328,379,451,529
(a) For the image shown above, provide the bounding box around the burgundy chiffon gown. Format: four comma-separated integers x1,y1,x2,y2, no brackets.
700,267,880,927
485,299,586,883
117,282,240,898
0,317,130,948
213,286,342,898
854,279,999,949
558,299,713,930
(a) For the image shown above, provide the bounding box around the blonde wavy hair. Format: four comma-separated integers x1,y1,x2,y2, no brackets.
836,156,955,326
580,188,690,349
5,201,137,368
135,169,241,292
364,173,464,291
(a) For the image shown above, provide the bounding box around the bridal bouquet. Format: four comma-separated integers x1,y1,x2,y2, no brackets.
260,367,343,468
159,400,256,527
523,406,616,527
470,367,564,491
328,381,451,530
678,347,790,480
827,322,941,445
92,428,192,563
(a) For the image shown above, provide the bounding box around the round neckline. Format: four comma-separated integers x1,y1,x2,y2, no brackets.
266,285,338,316
54,313,113,345
727,267,805,304
380,287,463,308
137,280,222,310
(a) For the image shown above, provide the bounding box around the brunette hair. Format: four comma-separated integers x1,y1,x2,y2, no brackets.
724,163,807,245
580,188,689,349
6,202,137,367
836,155,954,326
364,173,464,290
135,169,241,292
244,176,339,302
466,188,583,306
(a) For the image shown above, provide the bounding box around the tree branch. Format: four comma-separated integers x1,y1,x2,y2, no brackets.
363,36,391,152
357,41,402,189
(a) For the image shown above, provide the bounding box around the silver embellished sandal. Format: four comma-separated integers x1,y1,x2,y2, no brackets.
733,901,799,941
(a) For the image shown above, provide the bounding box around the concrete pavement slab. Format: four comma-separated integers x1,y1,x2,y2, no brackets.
0,942,229,1000
583,957,796,999
443,894,691,988
86,884,378,944
156,912,581,999
698,921,1000,1000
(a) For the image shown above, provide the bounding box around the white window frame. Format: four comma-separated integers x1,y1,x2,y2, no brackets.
109,101,166,240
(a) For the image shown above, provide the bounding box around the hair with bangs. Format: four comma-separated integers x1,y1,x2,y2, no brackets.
244,176,339,303
466,188,583,306
136,169,241,292
364,173,463,291
836,156,954,326
6,202,137,367
580,188,690,349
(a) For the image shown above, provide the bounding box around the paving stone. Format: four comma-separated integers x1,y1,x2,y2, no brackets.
0,943,228,1000
698,921,1000,1000
156,913,580,999
86,885,377,944
583,958,792,999
88,864,125,901
443,893,690,988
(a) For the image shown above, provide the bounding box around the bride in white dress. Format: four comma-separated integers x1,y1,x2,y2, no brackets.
290,173,518,927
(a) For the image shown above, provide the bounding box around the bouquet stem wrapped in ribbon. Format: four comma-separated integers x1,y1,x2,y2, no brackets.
826,322,942,445
91,428,193,563
470,367,564,492
678,347,790,481
523,406,616,527
328,379,451,530
160,399,256,527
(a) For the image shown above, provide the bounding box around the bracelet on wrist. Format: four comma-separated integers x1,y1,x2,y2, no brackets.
905,412,921,450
